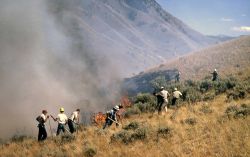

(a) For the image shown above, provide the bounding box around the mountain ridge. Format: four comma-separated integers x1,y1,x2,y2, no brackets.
59,0,221,75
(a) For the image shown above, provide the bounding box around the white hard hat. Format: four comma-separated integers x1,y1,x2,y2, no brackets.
174,88,177,91
160,86,164,89
214,69,217,71
114,105,119,111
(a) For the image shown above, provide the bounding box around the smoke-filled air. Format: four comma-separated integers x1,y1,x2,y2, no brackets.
0,0,250,156
0,0,122,138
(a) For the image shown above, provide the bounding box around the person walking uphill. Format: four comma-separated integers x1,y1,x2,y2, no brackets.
155,86,170,115
103,105,120,129
68,109,80,134
211,69,218,81
175,71,181,83
172,88,182,106
51,108,68,136
37,110,49,141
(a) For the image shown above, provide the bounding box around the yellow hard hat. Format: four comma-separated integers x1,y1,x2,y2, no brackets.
60,107,64,112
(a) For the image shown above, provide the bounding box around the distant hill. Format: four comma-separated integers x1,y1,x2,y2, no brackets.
123,36,250,95
206,35,235,43
49,0,221,75
148,35,250,80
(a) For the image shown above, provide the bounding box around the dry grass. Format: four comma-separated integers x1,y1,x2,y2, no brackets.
148,36,250,81
0,94,249,157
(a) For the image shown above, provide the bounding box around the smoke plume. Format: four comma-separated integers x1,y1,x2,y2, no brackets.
0,0,121,138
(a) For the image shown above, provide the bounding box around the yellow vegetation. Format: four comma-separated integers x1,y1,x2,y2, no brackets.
0,94,249,157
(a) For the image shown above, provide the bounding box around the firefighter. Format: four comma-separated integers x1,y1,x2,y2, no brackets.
37,110,49,141
211,69,218,81
172,88,182,106
175,71,181,83
51,108,68,136
103,105,120,129
68,109,80,133
155,86,170,115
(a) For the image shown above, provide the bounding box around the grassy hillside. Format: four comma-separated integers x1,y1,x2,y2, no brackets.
0,96,249,157
0,77,249,156
1,37,250,157
122,36,250,96
148,35,250,80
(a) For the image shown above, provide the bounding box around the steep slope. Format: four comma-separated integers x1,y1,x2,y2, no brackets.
48,0,219,75
122,36,250,95
148,35,250,80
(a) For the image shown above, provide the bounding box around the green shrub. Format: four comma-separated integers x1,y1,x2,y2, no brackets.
150,76,167,89
214,81,228,95
135,102,147,112
200,80,213,92
184,79,197,87
227,91,245,101
135,102,156,113
214,77,237,95
224,77,237,89
225,105,238,118
131,93,157,113
111,127,148,144
124,106,141,118
157,126,173,138
227,84,246,101
202,93,215,101
131,128,147,140
182,87,202,103
184,118,197,125
84,147,97,157
135,93,156,104
225,104,250,119
123,121,139,130
110,130,132,144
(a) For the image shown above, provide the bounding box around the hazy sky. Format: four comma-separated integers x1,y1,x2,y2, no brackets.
156,0,250,37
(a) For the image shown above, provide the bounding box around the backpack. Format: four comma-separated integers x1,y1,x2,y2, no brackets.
36,115,44,123
106,111,111,117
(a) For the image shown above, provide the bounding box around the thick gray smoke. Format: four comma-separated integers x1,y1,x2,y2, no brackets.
0,0,121,138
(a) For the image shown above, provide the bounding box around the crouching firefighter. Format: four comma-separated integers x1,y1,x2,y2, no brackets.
103,105,120,129
36,110,49,141
68,109,80,134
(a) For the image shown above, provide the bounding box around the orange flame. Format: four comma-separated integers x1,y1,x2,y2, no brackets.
120,96,132,108
91,112,106,126
91,96,133,126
